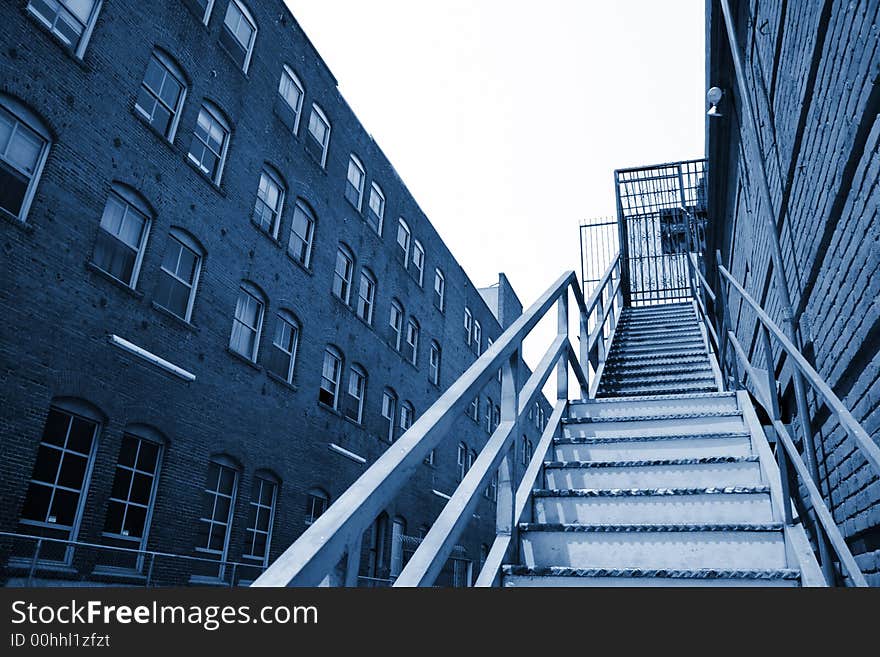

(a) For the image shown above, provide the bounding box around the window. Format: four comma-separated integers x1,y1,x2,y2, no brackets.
400,401,414,434
457,442,468,482
396,219,411,266
155,229,202,321
493,405,501,431
103,432,162,545
135,51,186,141
389,300,404,351
345,155,365,211
229,283,265,361
243,474,277,565
332,245,354,304
464,308,473,345
391,518,406,577
27,0,101,57
188,103,230,184
266,310,299,384
381,389,397,443
305,104,330,168
423,449,435,466
0,96,51,222
521,436,534,466
433,269,445,311
487,338,502,382
252,167,285,238
288,200,315,267
277,65,304,133
220,0,257,73
485,469,498,502
473,321,482,355
305,488,329,525
468,396,479,422
484,397,492,433
319,347,342,409
405,318,420,366
19,405,99,548
539,407,546,432
429,341,441,386
534,403,540,429
184,0,214,24
367,183,384,235
196,458,239,574
343,365,367,424
92,185,152,288
412,240,425,285
357,270,376,324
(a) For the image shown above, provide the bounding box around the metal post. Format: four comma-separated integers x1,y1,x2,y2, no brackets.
557,292,569,401
344,534,363,587
229,562,237,587
715,251,740,387
615,171,631,306
28,538,42,587
496,348,520,555
578,295,590,401
146,552,155,587
759,327,792,525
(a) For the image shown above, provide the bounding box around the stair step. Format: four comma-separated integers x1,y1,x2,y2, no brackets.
598,372,717,386
602,362,712,375
501,566,800,587
554,432,753,461
610,342,707,356
563,415,746,440
531,487,773,524
567,394,737,419
544,456,763,489
597,382,719,397
614,331,702,343
607,352,708,365
563,410,741,424
519,523,787,570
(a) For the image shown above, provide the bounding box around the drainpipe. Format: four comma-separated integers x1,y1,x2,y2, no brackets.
716,0,835,583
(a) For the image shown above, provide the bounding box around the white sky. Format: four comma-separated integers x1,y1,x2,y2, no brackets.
284,0,707,389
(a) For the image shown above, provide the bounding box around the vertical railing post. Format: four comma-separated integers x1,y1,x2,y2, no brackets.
146,552,156,587
344,534,363,588
578,291,590,401
596,290,607,369
229,562,238,587
28,538,42,587
496,347,521,558
759,326,792,526
715,251,740,387
557,290,569,402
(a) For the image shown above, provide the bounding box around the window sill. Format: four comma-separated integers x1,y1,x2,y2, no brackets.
150,302,200,332
24,9,91,72
218,39,252,81
132,107,180,154
85,261,145,299
184,157,227,197
90,565,147,581
345,198,363,216
342,415,363,429
317,401,342,417
250,221,283,248
266,370,298,391
0,207,35,233
226,346,262,372
285,251,315,276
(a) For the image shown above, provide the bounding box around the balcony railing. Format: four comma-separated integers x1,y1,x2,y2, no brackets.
253,257,623,586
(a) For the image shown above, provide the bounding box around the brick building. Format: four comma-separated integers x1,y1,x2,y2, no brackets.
0,0,550,586
706,0,880,584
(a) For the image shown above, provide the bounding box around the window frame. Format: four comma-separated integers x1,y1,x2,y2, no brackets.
381,389,398,443
332,244,355,305
91,184,153,289
473,321,482,355
288,199,315,268
344,364,367,424
306,103,331,168
399,401,414,435
412,240,425,286
188,102,231,185
464,308,473,345
345,154,365,212
27,0,102,58
319,346,343,410
0,95,51,223
134,50,187,142
305,488,329,525
220,0,258,74
154,227,203,323
389,300,404,352
252,166,286,239
195,456,239,579
396,218,411,266
367,182,385,235
429,341,441,387
357,269,377,324
278,64,305,134
433,269,445,312
405,318,420,366
267,309,300,384
229,282,265,362
243,473,278,566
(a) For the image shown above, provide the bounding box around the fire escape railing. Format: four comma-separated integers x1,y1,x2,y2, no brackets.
688,251,880,587
253,257,622,587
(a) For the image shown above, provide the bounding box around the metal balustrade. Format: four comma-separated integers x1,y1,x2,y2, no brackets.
253,257,623,587
687,250,879,587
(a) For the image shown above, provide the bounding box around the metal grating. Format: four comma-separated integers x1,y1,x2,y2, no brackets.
615,159,708,306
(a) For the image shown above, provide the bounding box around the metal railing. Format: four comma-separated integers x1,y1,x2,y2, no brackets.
0,531,267,587
688,251,880,587
253,258,622,587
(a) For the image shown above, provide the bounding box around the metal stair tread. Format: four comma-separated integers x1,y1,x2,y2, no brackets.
569,391,734,404
606,353,708,363
501,566,800,580
555,431,750,445
518,522,785,532
599,372,717,384
531,486,771,497
597,385,719,396
562,410,741,424
544,455,760,469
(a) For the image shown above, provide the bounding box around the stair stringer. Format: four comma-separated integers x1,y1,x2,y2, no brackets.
690,299,725,392
736,390,826,587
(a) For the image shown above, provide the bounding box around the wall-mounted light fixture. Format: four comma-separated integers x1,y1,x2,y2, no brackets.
707,86,724,117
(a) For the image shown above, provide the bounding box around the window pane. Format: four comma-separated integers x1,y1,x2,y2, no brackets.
31,445,62,484
67,416,96,454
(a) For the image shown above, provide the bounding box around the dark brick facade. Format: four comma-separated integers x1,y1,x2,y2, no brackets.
0,0,550,586
706,0,880,585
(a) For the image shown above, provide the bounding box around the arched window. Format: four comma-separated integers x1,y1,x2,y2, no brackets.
357,268,376,324
220,0,257,73
521,435,533,466
0,94,51,223
252,165,286,238
135,49,187,141
185,0,215,25
288,199,315,267
319,346,343,409
484,469,498,502
345,154,365,211
412,240,425,286
472,321,482,355
343,364,367,424
244,470,279,566
278,65,304,133
381,388,398,443
197,455,240,578
396,218,411,265
367,182,385,235
368,512,389,578
388,299,404,351
267,309,300,384
155,227,204,322
433,269,445,311
390,517,406,578
484,397,492,433
305,488,329,525
429,341,441,386
463,307,473,345
188,101,231,184
229,281,266,362
332,244,355,304
456,442,468,481
405,318,420,366
27,0,102,57
92,182,153,289
306,103,331,168
399,401,414,434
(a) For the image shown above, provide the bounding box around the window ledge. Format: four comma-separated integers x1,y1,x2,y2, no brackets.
250,221,283,248
151,301,199,332
132,107,180,154
342,415,363,429
317,401,342,417
266,371,298,391
0,208,35,233
285,251,315,277
345,198,363,216
226,346,262,372
217,39,252,81
184,157,227,197
85,261,145,299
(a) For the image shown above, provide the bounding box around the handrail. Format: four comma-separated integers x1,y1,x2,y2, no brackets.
689,251,876,585
254,260,622,587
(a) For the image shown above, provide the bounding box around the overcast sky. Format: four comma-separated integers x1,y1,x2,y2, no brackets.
284,0,707,384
